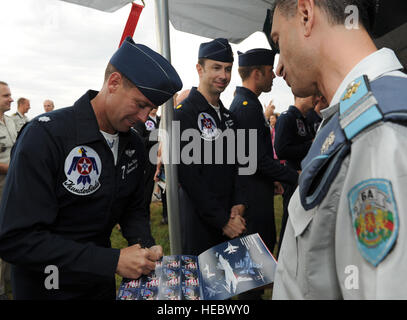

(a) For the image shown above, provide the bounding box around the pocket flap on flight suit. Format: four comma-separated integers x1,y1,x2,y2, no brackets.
288,188,316,237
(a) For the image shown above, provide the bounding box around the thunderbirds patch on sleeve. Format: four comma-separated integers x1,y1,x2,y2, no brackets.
145,120,156,131
197,112,220,141
348,179,399,266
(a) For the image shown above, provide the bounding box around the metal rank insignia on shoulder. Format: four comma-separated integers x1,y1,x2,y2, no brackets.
339,75,382,140
242,101,248,106
342,80,361,101
320,131,335,154
339,75,369,112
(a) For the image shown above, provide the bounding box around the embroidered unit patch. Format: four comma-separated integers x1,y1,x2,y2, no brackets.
63,146,102,196
296,119,306,136
197,112,220,141
145,120,156,131
348,179,399,266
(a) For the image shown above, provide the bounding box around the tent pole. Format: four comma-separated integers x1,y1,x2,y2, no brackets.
154,0,182,255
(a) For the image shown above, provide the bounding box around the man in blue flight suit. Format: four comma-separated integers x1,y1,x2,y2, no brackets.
274,95,315,255
174,38,247,256
305,95,327,138
133,108,161,221
0,37,182,300
229,49,298,261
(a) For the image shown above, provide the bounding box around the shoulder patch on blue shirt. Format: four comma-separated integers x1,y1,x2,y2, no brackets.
348,178,399,267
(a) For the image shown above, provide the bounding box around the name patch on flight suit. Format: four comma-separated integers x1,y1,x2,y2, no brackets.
63,146,102,196
197,112,220,141
348,178,399,266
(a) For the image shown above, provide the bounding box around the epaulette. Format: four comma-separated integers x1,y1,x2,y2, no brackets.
299,75,407,211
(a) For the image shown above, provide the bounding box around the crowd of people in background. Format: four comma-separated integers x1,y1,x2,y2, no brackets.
0,82,58,300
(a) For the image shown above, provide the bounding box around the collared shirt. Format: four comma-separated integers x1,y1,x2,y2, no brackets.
273,48,407,300
11,111,29,133
320,48,405,126
0,115,17,193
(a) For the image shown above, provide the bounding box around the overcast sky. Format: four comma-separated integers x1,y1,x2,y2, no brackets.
1,0,294,119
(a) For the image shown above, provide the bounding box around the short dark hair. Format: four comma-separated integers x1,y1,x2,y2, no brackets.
273,0,373,32
17,97,28,106
0,81,8,87
104,63,135,88
238,65,266,81
198,58,207,67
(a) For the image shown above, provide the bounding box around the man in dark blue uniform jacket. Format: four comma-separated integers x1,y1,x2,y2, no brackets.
274,95,315,255
275,96,315,170
174,38,247,256
0,37,182,299
230,49,298,256
133,108,161,220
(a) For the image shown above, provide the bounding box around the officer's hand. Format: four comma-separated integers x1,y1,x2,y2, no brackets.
149,245,163,260
116,244,163,279
222,215,246,239
153,169,160,182
230,204,245,218
274,182,284,195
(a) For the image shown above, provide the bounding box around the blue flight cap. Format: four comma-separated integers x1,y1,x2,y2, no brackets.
198,38,234,63
238,48,276,67
109,37,183,107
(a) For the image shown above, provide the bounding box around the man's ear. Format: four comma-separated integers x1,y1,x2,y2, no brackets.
107,72,122,93
253,68,263,81
297,0,315,37
196,63,204,78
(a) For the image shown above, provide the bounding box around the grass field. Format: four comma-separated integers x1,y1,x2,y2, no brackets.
110,195,284,299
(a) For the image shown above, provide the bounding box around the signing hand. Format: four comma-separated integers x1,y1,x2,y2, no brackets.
116,244,163,279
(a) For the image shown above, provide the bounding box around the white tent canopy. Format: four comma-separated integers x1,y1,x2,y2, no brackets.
60,0,133,12
168,0,273,44
59,0,407,67
59,0,273,43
